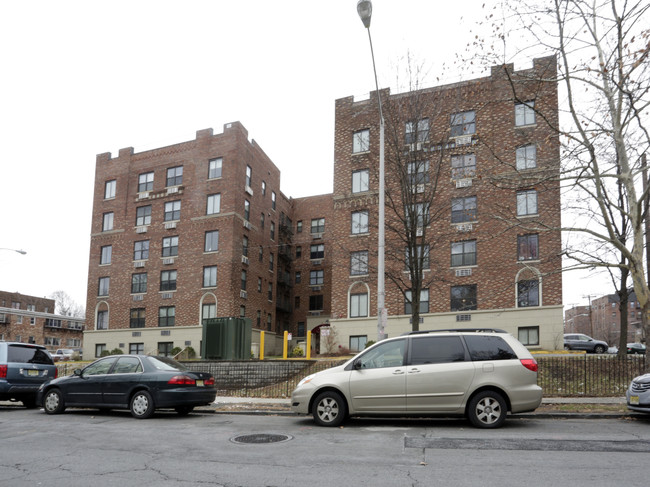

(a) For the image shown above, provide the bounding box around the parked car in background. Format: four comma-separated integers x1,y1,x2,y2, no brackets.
563,334,608,354
51,349,75,362
0,342,57,408
627,373,650,413
37,355,217,418
291,329,542,429
627,343,646,355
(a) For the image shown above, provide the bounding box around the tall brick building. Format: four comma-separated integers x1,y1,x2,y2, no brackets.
85,56,563,357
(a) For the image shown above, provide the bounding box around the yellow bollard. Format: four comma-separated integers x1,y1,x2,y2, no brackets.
306,331,312,360
260,331,265,361
283,331,289,359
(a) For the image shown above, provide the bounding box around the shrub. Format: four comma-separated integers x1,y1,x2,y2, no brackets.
365,340,376,348
290,346,304,358
109,348,123,355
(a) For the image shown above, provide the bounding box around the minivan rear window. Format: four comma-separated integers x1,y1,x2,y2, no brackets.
464,336,517,361
8,345,54,365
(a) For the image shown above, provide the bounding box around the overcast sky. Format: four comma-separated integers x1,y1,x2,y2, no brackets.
0,0,609,314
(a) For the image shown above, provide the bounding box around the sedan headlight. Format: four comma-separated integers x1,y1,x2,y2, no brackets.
297,374,315,387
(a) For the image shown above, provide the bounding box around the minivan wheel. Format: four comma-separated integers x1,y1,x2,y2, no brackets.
312,391,347,427
594,345,606,354
130,391,155,419
43,389,66,415
467,391,507,428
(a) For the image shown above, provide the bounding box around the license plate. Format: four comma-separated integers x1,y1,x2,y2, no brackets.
196,380,204,387
27,370,39,377
630,395,640,405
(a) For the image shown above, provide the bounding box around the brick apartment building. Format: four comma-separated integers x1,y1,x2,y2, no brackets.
85,56,563,358
565,293,644,345
0,291,84,350
329,55,563,350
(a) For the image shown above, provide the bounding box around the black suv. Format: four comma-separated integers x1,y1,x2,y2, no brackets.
0,342,57,408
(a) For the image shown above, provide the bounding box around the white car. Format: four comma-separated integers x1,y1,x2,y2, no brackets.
291,329,542,429
51,349,75,361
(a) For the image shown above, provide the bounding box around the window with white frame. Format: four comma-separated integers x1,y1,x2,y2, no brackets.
271,191,276,210
208,158,222,179
205,230,219,252
406,244,430,269
164,200,181,221
517,234,539,261
98,277,110,297
134,240,149,260
100,245,112,265
518,326,539,346
203,266,217,288
350,250,368,276
407,160,430,185
351,210,369,234
158,306,175,327
517,279,539,307
405,119,430,145
516,190,538,216
207,194,221,215
451,196,477,223
451,240,476,267
310,270,324,286
105,180,116,199
310,244,324,260
102,212,114,232
244,200,250,221
451,284,477,311
515,101,536,126
349,335,368,352
516,144,537,170
160,270,177,291
138,172,154,192
353,129,370,153
97,311,108,330
162,236,178,257
131,273,147,294
166,166,183,186
350,293,368,318
405,289,429,314
451,154,476,179
202,303,216,323
450,111,476,137
136,205,152,226
352,169,369,193
246,165,252,187
311,218,325,234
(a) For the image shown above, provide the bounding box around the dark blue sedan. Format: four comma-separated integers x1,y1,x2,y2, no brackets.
37,355,216,418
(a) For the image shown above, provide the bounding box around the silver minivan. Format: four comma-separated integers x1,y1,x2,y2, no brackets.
291,329,542,428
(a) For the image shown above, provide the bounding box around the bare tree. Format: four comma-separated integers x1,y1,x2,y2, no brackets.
50,290,85,318
469,0,650,340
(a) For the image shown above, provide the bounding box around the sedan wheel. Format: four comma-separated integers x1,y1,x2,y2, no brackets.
594,345,606,354
43,389,66,415
130,391,155,419
312,391,347,427
467,391,506,428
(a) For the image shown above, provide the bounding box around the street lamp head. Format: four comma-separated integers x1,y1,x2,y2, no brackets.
16,249,27,255
357,0,372,29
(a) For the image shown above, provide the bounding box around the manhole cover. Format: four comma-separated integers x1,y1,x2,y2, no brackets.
230,434,293,444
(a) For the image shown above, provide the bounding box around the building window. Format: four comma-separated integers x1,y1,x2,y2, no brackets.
412,203,429,229
295,296,301,309
203,266,217,288
517,279,539,307
353,129,370,153
271,191,276,210
208,157,222,179
450,111,476,137
166,166,183,187
130,308,145,328
207,194,221,215
295,271,301,284
516,144,537,170
260,213,265,229
98,277,110,297
310,270,324,286
518,234,539,261
517,190,538,216
451,240,476,267
451,154,476,179
350,293,368,318
100,245,112,265
350,250,369,276
97,311,108,330
451,285,477,311
259,246,264,262
205,230,219,253
352,169,369,193
351,211,369,234
158,342,173,356
451,196,477,223
269,253,274,271
158,306,175,327
164,200,181,221
407,160,430,186
405,289,430,314
162,236,179,257
256,310,261,327
240,305,246,318
242,235,249,257
311,218,325,234
131,273,147,294
202,303,216,323
270,222,275,241
138,172,154,192
244,200,250,221
105,180,116,199
515,101,536,126
309,295,324,311
246,165,252,187
406,244,430,269
405,119,430,145
102,212,114,232
160,270,177,291
267,314,272,331
257,277,262,292
296,246,302,259
262,181,266,195
134,240,149,260
518,326,540,346
241,270,247,291
130,343,145,355
268,283,273,301
349,335,368,352
95,344,107,357
310,244,324,260
136,205,152,226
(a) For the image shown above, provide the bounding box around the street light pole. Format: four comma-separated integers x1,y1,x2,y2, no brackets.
357,0,386,341
0,248,27,255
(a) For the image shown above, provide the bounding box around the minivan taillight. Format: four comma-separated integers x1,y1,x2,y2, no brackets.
520,359,538,372
168,375,196,385
0,365,7,378
54,367,58,379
